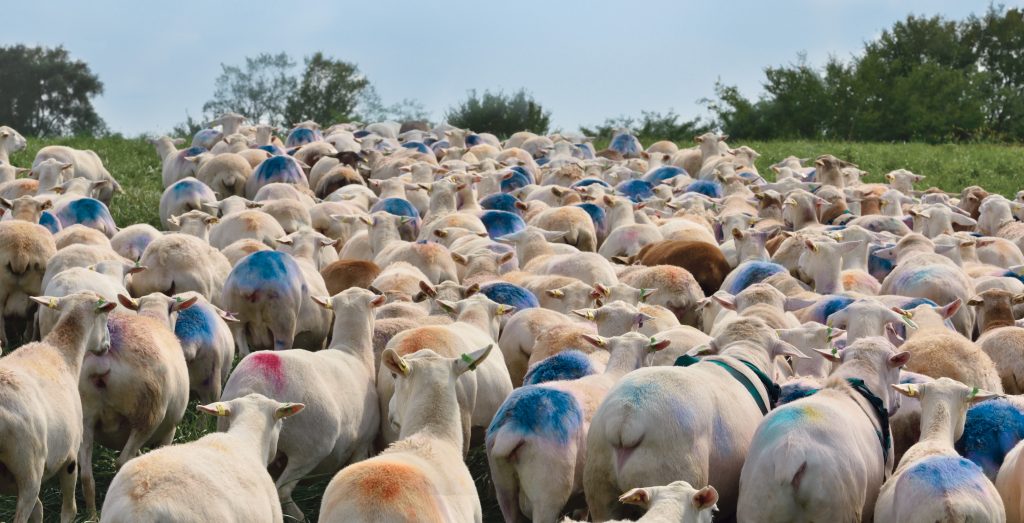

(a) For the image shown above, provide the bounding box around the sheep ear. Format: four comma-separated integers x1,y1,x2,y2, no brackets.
275,236,294,245
498,251,516,264
117,294,139,311
936,299,962,320
711,293,736,310
274,403,305,419
436,300,457,314
197,402,232,417
813,348,842,363
968,387,1000,404
31,296,61,309
693,486,719,510
217,309,240,322
455,344,494,375
619,488,651,507
649,337,671,351
891,383,918,398
773,339,808,359
581,334,607,348
451,252,468,265
369,294,387,307
418,281,437,298
465,283,480,297
382,349,411,376
572,309,597,321
312,296,333,310
888,351,911,368
127,264,148,275
1013,294,1024,305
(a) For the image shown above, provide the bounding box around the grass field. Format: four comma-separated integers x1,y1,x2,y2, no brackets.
3,136,1024,521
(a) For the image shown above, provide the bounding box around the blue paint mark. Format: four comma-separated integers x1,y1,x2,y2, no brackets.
571,178,611,189
175,305,216,344
686,180,722,198
500,171,531,193
226,251,303,296
575,203,607,237
615,179,654,203
899,373,931,385
480,282,538,311
39,210,62,234
1002,270,1024,286
778,383,820,405
465,134,482,146
191,130,219,148
255,144,286,156
955,399,1024,479
575,143,596,160
725,261,787,294
480,193,521,214
868,245,896,281
370,198,420,220
56,198,115,231
401,141,431,154
107,315,128,354
252,155,305,186
805,168,816,182
817,295,854,324
486,386,582,445
642,166,687,184
178,146,207,159
170,178,216,199
353,130,371,139
430,140,450,153
610,133,641,156
899,456,990,493
761,406,807,438
509,166,534,184
285,127,323,148
523,350,595,385
536,157,550,166
481,210,526,239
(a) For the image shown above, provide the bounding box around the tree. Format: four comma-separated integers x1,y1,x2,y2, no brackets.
284,52,368,126
202,52,297,127
445,89,550,137
356,85,431,124
0,44,105,136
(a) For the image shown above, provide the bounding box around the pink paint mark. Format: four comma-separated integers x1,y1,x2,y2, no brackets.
249,352,285,393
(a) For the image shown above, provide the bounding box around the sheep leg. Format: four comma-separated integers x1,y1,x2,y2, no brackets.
232,322,251,357
80,422,98,517
13,463,43,523
58,457,77,523
0,312,7,351
461,409,472,457
270,316,296,351
275,457,317,522
117,424,161,469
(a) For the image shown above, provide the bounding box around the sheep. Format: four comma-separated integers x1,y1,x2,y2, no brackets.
100,394,304,523
365,212,460,284
626,240,729,296
528,204,599,251
572,300,679,336
498,226,618,286
970,289,1024,394
221,250,331,354
498,308,580,385
208,208,287,250
76,300,190,517
899,300,1003,393
260,198,312,234
321,259,381,295
488,332,670,522
0,195,52,223
109,223,161,262
159,177,217,229
37,261,138,337
997,435,1024,522
245,155,310,199
0,164,29,185
253,182,316,207
0,292,115,523
737,337,910,522
193,151,252,197
130,233,232,305
41,243,127,292
33,145,122,204
875,378,1004,523
0,126,27,165
221,288,383,521
54,197,118,238
583,316,803,520
318,345,491,522
157,143,206,188
562,481,718,523
618,265,706,326
0,221,56,346
377,295,514,452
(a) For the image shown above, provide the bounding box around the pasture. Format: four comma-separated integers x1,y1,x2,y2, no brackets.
2,134,1024,522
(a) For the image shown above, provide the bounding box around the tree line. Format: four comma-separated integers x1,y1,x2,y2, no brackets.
4,6,1024,142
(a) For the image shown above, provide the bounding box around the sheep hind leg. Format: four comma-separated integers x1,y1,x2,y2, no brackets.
270,316,297,351
275,456,319,522
116,423,162,469
58,457,77,523
12,465,42,523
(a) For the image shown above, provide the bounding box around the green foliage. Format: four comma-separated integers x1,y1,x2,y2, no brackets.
202,52,298,127
580,110,713,143
445,89,550,138
0,45,106,136
356,85,432,124
705,6,1024,143
283,52,369,126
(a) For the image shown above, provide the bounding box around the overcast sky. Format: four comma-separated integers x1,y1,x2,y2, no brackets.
2,0,1010,136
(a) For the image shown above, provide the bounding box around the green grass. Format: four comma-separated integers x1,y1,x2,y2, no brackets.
2,136,1024,521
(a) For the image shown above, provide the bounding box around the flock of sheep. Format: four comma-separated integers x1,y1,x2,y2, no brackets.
0,114,1024,522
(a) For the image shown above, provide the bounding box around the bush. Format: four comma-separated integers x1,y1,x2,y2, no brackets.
445,89,550,138
580,110,712,143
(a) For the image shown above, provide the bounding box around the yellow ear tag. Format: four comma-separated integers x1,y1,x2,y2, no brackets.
48,298,58,309
215,404,226,416
398,359,410,374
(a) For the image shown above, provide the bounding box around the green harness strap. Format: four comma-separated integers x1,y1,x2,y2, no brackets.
675,355,772,415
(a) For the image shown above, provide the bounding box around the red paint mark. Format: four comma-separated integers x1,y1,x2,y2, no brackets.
249,352,285,393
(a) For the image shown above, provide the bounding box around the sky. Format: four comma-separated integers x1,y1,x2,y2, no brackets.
2,0,1014,136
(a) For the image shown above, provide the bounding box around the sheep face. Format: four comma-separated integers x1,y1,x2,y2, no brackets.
0,126,27,154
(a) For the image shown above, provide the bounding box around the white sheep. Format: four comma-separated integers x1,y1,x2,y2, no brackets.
498,226,617,286
0,292,116,522
220,288,383,521
33,145,122,205
109,223,162,262
488,332,670,522
875,378,1004,522
0,126,27,165
737,337,910,522
129,233,232,306
195,152,252,197
100,394,304,523
560,481,719,523
37,261,138,337
318,345,491,522
208,209,287,250
0,221,56,347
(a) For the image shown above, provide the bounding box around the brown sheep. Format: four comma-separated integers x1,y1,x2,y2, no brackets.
629,240,729,296
321,259,382,296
